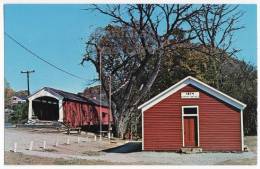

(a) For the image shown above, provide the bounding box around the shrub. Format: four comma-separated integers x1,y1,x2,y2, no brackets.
9,103,28,124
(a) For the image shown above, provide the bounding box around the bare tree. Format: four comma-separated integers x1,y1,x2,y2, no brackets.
187,4,244,88
81,4,244,138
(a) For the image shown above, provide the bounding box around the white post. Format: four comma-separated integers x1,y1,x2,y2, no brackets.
99,134,102,141
94,135,97,141
29,141,34,151
77,136,80,144
66,137,70,145
55,136,59,147
13,142,17,153
28,99,33,120
58,100,63,122
55,140,59,147
86,136,88,142
43,140,46,149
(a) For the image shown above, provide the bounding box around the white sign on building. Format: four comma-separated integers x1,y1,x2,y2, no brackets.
181,92,200,99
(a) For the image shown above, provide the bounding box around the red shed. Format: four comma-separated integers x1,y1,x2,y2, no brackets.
138,76,246,152
27,87,112,129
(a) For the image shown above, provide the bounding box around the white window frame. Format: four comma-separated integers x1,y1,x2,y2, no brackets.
182,105,200,147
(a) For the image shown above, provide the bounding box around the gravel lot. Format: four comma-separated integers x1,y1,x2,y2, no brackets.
4,128,257,165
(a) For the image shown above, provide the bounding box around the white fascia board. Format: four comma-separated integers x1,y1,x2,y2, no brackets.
28,88,63,101
189,76,247,110
138,76,247,111
139,83,189,112
138,76,191,111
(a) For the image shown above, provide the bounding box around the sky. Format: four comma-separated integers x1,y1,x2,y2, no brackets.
4,4,257,94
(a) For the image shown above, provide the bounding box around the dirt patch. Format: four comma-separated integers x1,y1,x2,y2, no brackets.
43,148,58,152
81,151,104,156
217,157,257,165
244,136,257,153
4,152,123,165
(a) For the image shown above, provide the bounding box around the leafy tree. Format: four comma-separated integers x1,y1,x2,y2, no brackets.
150,46,257,135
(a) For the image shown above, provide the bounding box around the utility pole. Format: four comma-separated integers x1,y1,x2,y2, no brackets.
21,70,35,96
99,52,102,140
108,75,112,139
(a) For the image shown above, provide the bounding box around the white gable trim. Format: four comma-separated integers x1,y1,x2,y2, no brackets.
27,88,64,122
138,76,246,111
28,88,63,101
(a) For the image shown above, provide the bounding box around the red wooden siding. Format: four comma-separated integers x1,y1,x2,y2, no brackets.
63,101,111,128
95,105,112,125
143,84,241,151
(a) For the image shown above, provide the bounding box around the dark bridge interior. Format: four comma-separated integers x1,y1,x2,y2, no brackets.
32,96,59,121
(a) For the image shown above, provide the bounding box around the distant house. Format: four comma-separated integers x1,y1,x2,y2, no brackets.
11,96,27,105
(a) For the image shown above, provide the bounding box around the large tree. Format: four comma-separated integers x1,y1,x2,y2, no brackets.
82,4,244,137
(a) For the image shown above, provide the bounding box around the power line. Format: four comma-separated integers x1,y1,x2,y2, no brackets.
5,32,90,83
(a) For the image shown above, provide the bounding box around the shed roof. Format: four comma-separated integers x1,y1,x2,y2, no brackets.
138,76,246,111
28,87,108,107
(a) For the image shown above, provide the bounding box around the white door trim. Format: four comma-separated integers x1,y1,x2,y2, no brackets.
182,105,200,147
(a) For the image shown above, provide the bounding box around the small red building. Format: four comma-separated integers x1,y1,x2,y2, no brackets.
138,76,246,152
27,87,112,129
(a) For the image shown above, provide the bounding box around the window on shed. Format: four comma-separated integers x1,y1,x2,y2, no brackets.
183,107,197,114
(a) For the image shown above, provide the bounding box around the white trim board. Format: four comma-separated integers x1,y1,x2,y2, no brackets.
28,88,63,101
182,106,200,147
138,76,247,111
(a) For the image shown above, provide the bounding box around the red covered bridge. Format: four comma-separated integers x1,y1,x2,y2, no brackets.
27,87,112,129
138,76,246,152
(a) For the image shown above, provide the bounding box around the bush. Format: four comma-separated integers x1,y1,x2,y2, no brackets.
9,103,28,124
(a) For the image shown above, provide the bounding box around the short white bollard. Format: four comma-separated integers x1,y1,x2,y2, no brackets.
55,136,59,146
29,141,34,151
43,140,46,149
111,133,114,138
77,136,80,144
13,142,17,152
66,137,70,145
108,132,111,140
99,135,102,141
55,140,59,147
94,135,97,141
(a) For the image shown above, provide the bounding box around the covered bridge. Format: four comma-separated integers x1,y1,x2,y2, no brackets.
27,87,111,128
138,76,246,152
